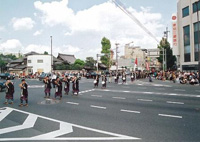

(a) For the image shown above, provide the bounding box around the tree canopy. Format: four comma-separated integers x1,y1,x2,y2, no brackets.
157,38,176,70
85,57,95,69
100,37,111,67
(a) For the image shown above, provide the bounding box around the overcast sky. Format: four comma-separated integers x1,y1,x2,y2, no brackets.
0,0,177,60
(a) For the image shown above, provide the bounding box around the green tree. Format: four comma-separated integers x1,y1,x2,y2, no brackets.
100,37,111,67
157,38,176,70
44,51,48,55
74,59,85,66
0,58,6,72
85,57,95,68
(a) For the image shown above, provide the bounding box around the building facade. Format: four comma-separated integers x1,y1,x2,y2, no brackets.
27,55,52,74
177,0,200,71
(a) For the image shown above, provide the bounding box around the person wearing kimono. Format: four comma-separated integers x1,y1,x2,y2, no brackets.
4,78,14,105
43,76,52,98
19,79,28,107
130,72,135,82
54,77,62,100
94,75,99,88
122,72,126,84
72,76,79,95
101,75,107,89
63,75,70,95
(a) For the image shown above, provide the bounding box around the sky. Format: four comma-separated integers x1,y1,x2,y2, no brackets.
0,0,177,60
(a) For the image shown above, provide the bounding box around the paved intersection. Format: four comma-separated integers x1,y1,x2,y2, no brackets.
0,78,200,142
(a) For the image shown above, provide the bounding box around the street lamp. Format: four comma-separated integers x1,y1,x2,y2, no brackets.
195,1,200,83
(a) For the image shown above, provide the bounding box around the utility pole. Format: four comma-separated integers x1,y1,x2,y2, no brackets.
50,36,52,74
164,27,170,40
115,43,119,73
96,54,99,73
165,49,167,71
163,48,165,71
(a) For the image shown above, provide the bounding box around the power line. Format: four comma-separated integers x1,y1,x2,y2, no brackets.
112,0,159,43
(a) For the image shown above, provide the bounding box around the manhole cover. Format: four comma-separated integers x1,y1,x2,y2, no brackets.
38,99,60,105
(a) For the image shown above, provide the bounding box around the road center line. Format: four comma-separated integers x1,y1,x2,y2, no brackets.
155,88,165,90
66,102,79,105
166,101,184,105
90,105,106,109
121,109,140,114
158,114,182,119
112,97,126,100
91,95,102,98
123,91,130,93
137,99,153,102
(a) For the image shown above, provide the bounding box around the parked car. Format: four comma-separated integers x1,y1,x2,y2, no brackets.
86,72,97,79
0,73,15,80
0,81,6,92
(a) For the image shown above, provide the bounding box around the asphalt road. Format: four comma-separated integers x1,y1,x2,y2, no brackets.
0,77,200,142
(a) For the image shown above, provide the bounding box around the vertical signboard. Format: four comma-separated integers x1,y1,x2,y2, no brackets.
172,13,180,56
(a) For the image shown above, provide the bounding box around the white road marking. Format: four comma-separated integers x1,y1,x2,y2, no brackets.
91,95,102,98
66,102,79,105
90,105,106,109
79,89,95,94
137,99,153,102
0,108,13,122
195,90,200,92
29,85,45,88
137,84,143,86
123,91,130,93
112,97,126,100
174,89,185,91
0,107,140,141
121,109,140,114
158,114,182,119
143,92,153,94
166,101,184,105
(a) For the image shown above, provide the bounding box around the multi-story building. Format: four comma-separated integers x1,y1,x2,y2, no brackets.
177,0,200,71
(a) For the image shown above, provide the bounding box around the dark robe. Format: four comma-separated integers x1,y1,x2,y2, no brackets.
102,76,107,88
63,78,70,93
43,79,52,93
72,79,79,93
122,74,126,83
55,80,62,97
21,83,28,100
94,75,99,87
5,82,14,100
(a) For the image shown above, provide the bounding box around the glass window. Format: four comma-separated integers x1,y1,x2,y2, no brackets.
182,6,189,17
183,25,191,62
194,22,200,61
37,59,43,63
193,1,200,13
28,60,31,63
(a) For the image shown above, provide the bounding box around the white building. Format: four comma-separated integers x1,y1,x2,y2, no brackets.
27,55,52,74
177,0,200,71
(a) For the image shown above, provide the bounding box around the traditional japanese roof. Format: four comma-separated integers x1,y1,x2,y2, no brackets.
24,51,40,57
9,58,24,64
57,53,76,64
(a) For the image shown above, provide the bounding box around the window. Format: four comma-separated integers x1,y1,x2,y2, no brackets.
194,22,200,61
182,6,189,17
183,25,191,62
28,60,31,63
37,59,43,63
193,1,200,13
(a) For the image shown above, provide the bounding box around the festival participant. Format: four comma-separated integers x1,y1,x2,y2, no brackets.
101,74,107,89
122,72,126,84
19,79,28,107
130,71,135,82
72,76,79,95
54,77,62,100
114,72,119,84
94,74,99,88
63,75,70,95
43,76,52,98
4,78,14,105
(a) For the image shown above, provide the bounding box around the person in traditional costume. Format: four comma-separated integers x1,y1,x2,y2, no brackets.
72,76,79,95
114,72,119,84
63,75,70,95
101,75,107,89
19,79,28,107
54,77,62,100
122,72,126,84
4,78,14,105
130,71,135,82
43,76,52,98
94,74,99,88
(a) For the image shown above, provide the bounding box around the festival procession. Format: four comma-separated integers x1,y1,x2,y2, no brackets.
0,0,200,141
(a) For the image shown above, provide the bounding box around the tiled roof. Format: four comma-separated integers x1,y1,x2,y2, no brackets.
57,53,76,64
